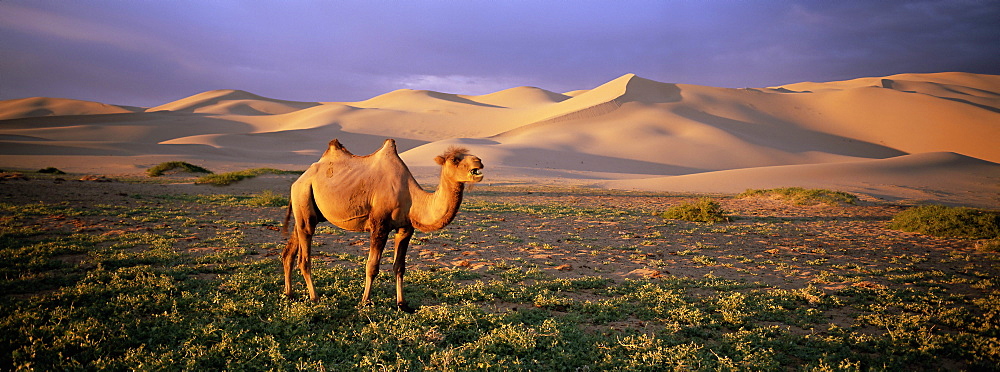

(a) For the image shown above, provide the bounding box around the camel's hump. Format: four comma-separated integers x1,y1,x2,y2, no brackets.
376,138,397,155
322,138,354,158
320,138,400,161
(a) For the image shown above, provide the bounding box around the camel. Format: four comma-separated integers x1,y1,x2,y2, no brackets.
281,138,484,313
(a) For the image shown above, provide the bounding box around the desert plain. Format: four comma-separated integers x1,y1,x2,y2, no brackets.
2,72,999,370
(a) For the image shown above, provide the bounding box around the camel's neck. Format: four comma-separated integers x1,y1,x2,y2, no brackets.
408,174,465,232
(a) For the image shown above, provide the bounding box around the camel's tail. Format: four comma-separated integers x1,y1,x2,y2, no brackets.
281,202,293,237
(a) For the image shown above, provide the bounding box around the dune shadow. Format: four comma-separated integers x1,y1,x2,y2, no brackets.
502,147,706,176
673,107,907,159
426,91,505,109
620,81,682,104
881,79,1000,114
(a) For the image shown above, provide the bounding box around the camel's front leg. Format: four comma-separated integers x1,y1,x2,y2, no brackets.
360,223,390,307
392,226,415,313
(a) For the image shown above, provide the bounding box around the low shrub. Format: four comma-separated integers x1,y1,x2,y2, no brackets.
37,167,66,174
661,198,730,223
738,187,857,206
146,161,213,177
246,190,289,207
195,168,299,186
888,204,1000,239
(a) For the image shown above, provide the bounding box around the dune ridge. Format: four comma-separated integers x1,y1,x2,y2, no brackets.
467,86,570,108
1,72,998,207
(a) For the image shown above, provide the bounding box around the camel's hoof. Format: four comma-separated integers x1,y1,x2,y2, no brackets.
397,302,417,314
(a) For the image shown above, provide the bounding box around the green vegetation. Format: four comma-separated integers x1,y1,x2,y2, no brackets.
738,187,857,206
888,204,1000,239
661,198,730,223
146,161,213,177
2,189,999,370
195,168,299,186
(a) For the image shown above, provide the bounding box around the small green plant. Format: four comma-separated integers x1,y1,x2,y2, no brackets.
195,168,299,186
888,204,1000,239
36,167,66,174
146,161,213,177
977,239,1000,252
738,187,857,206
661,198,730,223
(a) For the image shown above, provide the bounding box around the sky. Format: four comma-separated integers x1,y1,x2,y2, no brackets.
1,0,998,107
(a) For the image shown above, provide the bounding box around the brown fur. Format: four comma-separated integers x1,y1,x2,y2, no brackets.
282,139,484,313
435,146,470,165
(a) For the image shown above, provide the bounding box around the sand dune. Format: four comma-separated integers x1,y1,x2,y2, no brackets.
1,72,998,207
148,89,318,115
473,73,997,172
600,152,1000,208
0,97,140,120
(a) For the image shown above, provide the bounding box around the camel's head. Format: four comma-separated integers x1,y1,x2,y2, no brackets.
435,146,485,184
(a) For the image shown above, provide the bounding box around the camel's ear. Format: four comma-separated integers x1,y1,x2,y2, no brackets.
434,155,446,165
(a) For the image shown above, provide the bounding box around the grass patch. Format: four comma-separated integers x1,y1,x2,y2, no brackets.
661,198,730,223
888,204,1000,239
738,187,857,206
153,191,290,207
195,168,299,186
6,245,998,370
146,161,213,177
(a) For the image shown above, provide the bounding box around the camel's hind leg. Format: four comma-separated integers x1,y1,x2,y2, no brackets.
295,217,318,301
281,232,298,298
282,212,319,300
283,175,321,301
281,223,317,299
282,215,319,300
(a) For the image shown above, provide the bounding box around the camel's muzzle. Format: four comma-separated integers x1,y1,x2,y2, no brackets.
469,168,484,182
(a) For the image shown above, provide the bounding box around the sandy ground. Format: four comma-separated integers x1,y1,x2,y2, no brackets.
3,174,993,306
